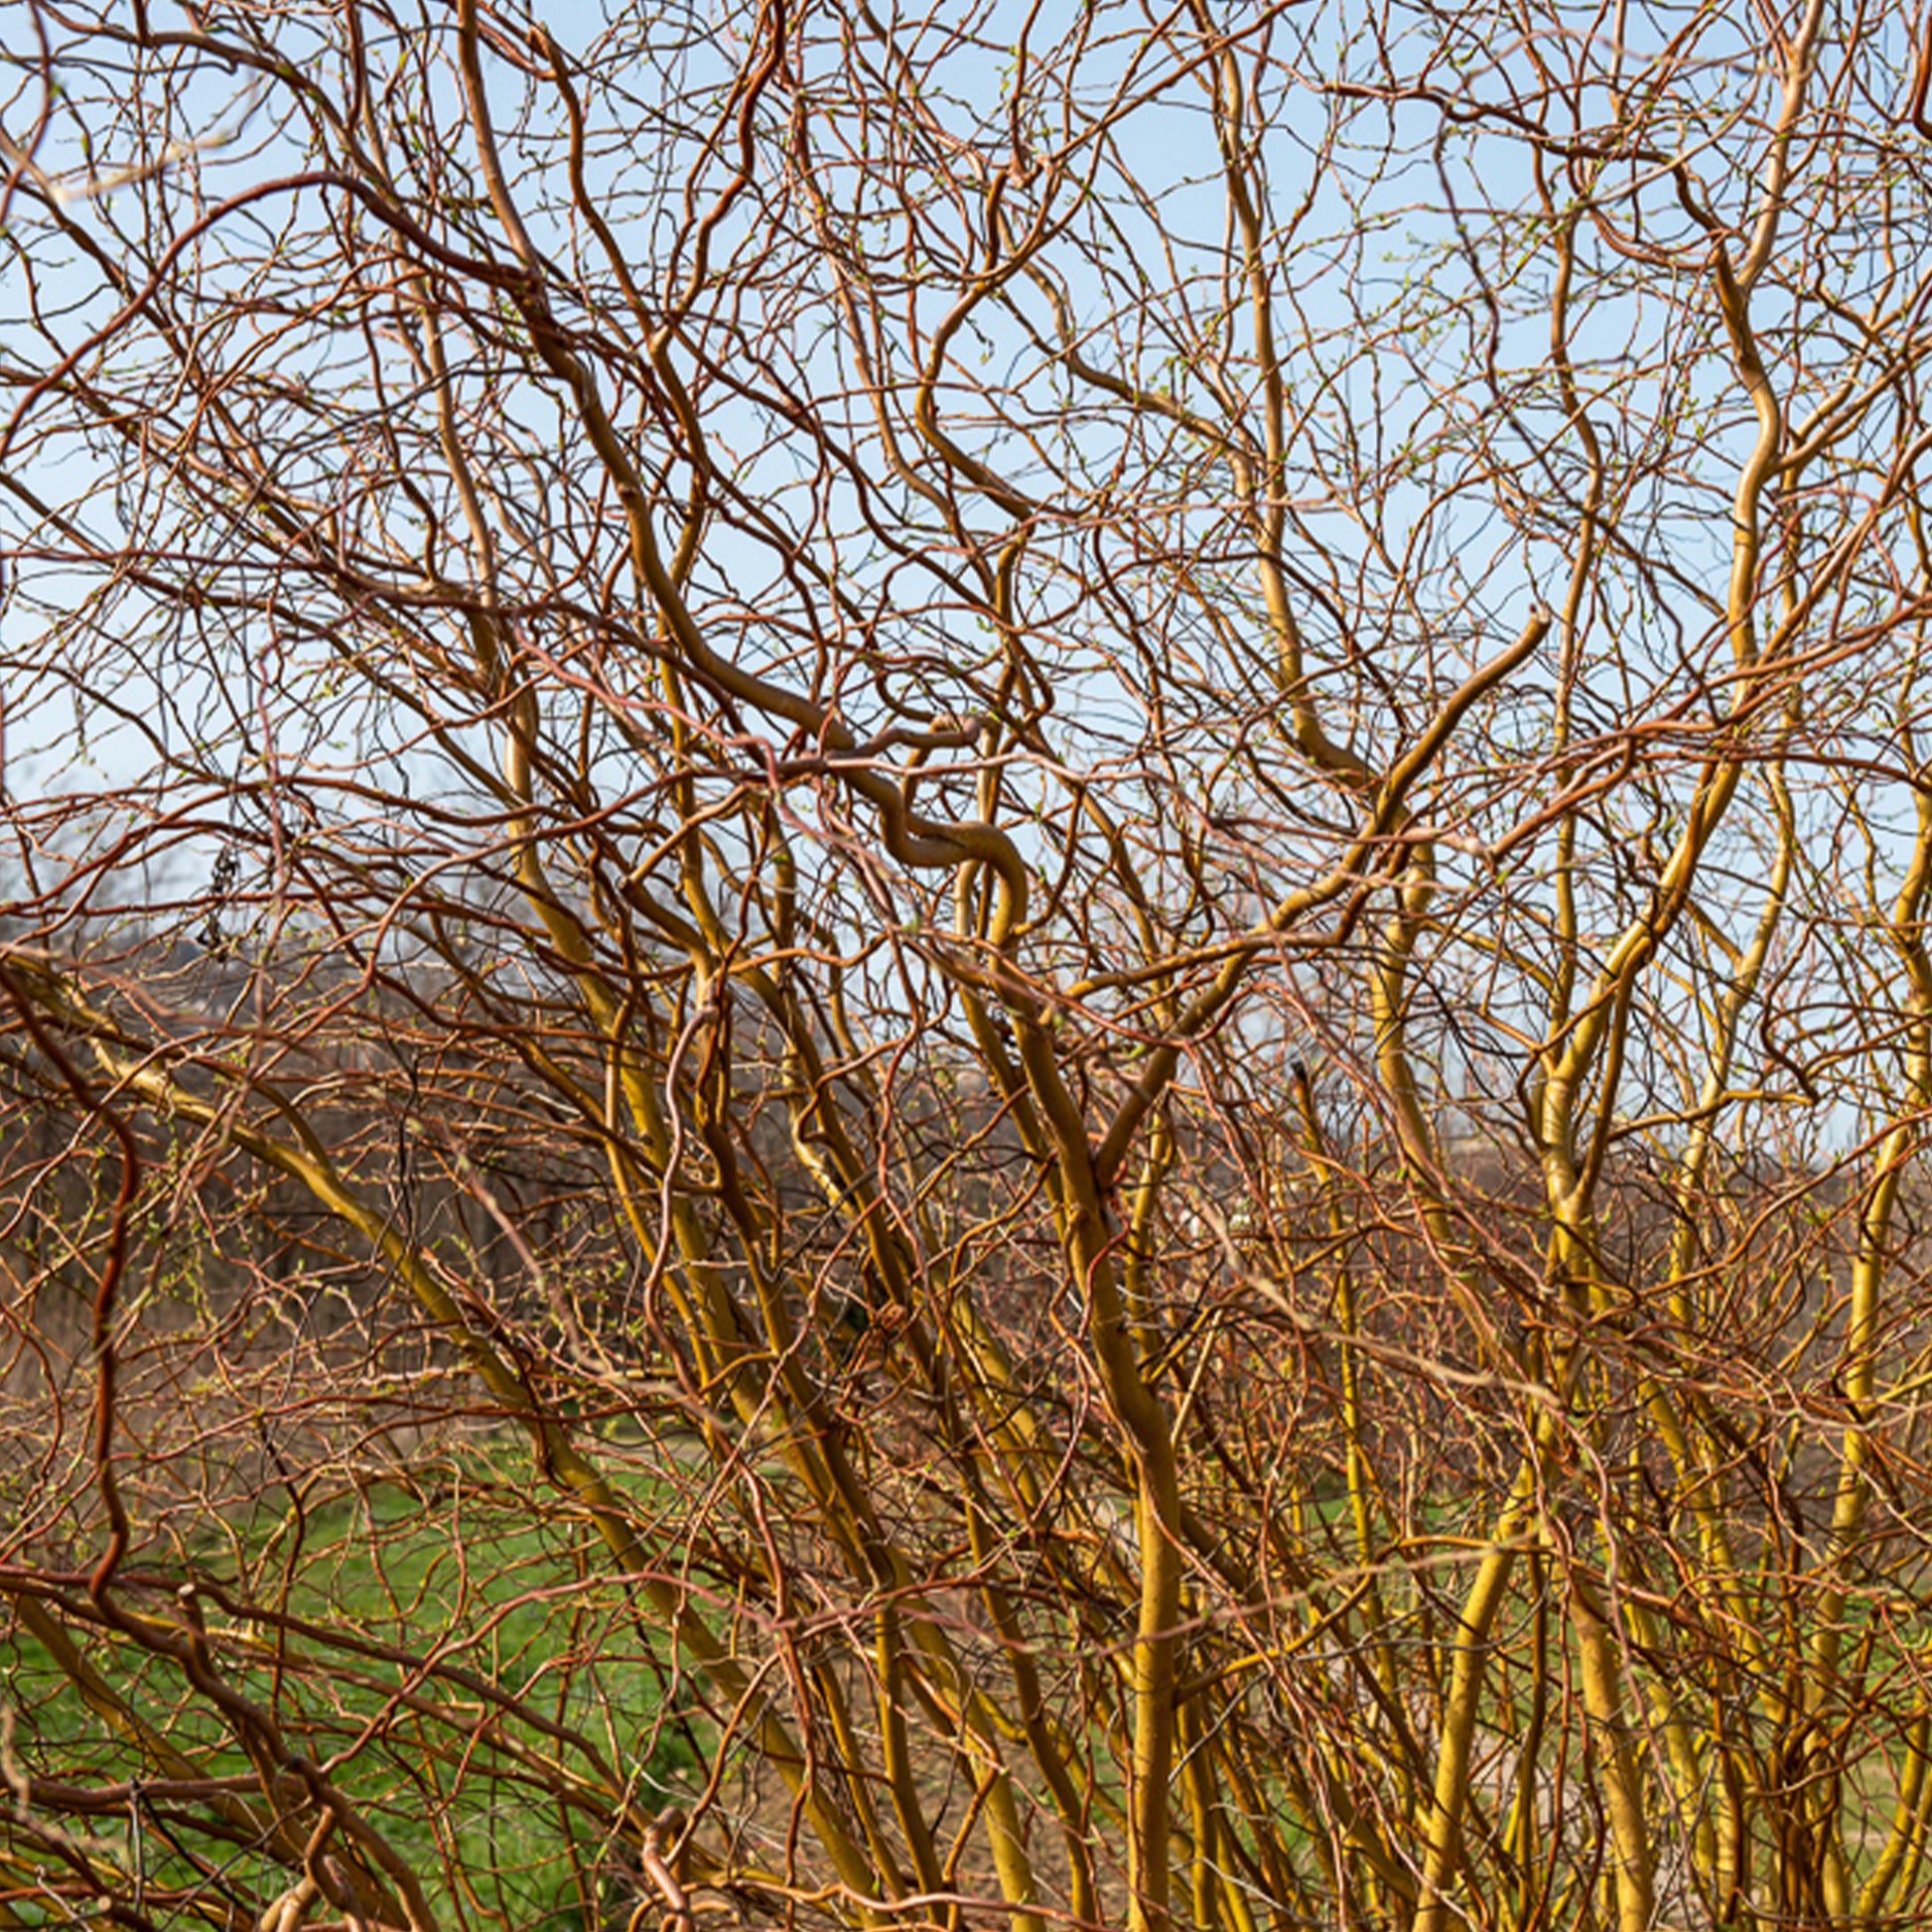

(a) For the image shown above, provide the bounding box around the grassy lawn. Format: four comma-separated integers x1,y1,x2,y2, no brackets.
4,1440,708,1931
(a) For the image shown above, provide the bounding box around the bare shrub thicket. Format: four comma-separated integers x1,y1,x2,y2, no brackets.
7,4,1932,1930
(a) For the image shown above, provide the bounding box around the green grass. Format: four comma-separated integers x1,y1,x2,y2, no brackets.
3,1443,708,1931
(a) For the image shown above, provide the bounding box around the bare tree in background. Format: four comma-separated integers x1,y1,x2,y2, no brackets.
6,2,1932,1929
